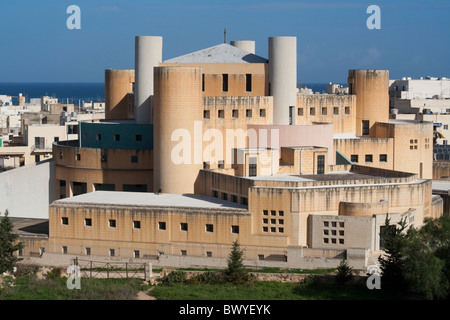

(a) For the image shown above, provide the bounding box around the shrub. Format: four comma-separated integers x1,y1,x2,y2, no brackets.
335,259,354,284
159,270,187,285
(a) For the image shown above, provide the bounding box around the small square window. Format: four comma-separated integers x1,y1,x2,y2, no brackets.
136,134,142,141
333,107,339,115
365,154,373,163
380,154,387,162
324,238,329,244
339,230,344,236
110,249,115,257
324,229,329,235
263,210,268,216
206,224,214,232
232,109,239,119
246,109,252,118
134,250,140,258
260,109,266,117
279,210,284,216
331,238,337,244
158,222,166,230
231,225,239,234
263,218,268,224
271,210,276,216
332,230,337,236
339,239,344,244
298,108,304,116
180,222,188,231
207,251,212,257
324,221,329,227
263,226,268,232
271,219,276,224
181,250,187,256
278,227,284,233
61,217,68,225
114,134,120,141
133,221,141,229
131,156,138,163
109,219,116,228
278,219,284,224
85,247,91,256
270,227,276,232
85,218,92,226
339,222,345,228
62,246,68,254
310,108,315,116
218,110,224,118
331,221,337,227
203,110,210,119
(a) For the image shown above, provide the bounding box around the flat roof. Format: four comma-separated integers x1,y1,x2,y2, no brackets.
54,191,248,211
432,181,450,192
249,171,393,182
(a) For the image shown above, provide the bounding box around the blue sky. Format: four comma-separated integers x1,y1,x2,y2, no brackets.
1,0,449,84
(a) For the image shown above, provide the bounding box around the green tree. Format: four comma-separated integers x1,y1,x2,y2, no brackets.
401,227,447,300
378,215,408,291
225,240,248,284
0,210,24,273
335,259,353,284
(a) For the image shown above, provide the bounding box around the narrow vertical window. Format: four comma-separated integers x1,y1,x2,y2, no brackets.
222,74,228,92
246,74,252,92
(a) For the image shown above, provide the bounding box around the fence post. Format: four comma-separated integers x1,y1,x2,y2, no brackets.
144,261,152,281
126,263,128,278
90,261,92,279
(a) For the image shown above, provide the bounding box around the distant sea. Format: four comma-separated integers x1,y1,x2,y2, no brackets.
0,82,105,105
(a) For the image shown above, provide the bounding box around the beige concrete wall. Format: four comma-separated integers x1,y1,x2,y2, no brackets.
160,63,268,97
296,94,356,134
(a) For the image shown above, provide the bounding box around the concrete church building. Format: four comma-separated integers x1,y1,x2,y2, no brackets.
19,35,442,270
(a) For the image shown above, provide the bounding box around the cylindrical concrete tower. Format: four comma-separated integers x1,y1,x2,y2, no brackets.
268,37,297,125
134,36,162,124
153,66,203,194
230,40,255,54
348,69,389,136
105,69,135,120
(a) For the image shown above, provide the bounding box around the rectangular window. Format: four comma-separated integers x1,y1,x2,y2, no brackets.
379,154,387,162
289,106,294,125
61,217,68,225
181,250,187,256
131,155,138,163
263,210,268,216
322,107,327,115
351,155,358,163
333,107,339,115
180,222,188,231
260,109,266,117
35,137,45,150
76,154,81,161
85,247,91,256
232,109,239,119
365,154,373,163
310,108,315,116
218,109,224,119
114,134,120,141
202,74,205,92
96,134,102,141
249,157,257,177
134,250,140,258
246,109,252,118
362,120,370,135
67,125,79,135
246,74,252,92
136,134,142,141
345,107,350,115
206,224,214,232
218,160,224,169
62,246,67,254
231,225,239,234
133,221,141,229
222,74,228,92
54,137,60,143
298,108,303,116
109,219,116,228
158,222,166,230
203,110,210,119
85,218,92,226
207,251,212,257
110,249,115,257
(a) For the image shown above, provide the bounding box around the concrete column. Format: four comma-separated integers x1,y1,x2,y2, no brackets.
230,40,255,54
269,37,297,125
153,66,203,194
134,36,163,124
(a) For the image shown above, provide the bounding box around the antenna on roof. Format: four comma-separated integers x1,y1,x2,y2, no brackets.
224,28,227,43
